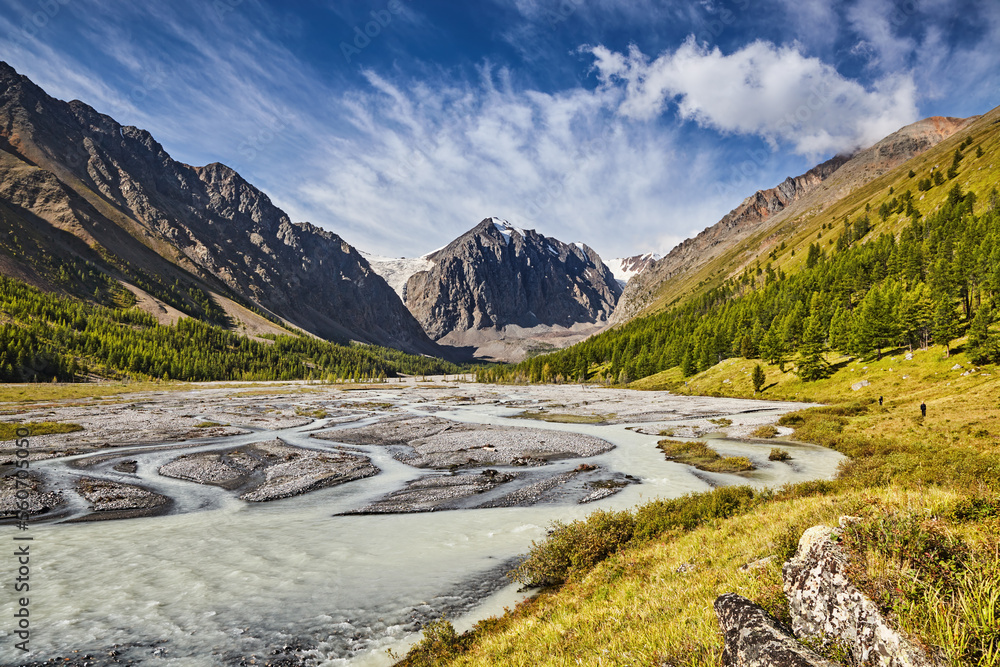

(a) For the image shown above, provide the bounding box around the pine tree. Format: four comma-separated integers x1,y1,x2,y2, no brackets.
761,325,787,371
797,316,829,381
752,364,766,393
932,299,960,356
967,304,996,364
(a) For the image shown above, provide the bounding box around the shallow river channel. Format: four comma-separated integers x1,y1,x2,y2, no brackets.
0,383,844,666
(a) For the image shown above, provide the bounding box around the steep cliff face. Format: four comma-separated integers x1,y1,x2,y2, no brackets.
0,61,438,355
403,218,621,356
613,115,974,323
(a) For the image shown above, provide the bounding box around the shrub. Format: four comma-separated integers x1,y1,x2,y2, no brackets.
633,486,762,539
513,509,635,586
768,448,791,461
950,495,1000,522
514,486,767,586
753,425,779,439
395,618,468,666
843,513,968,601
777,413,804,426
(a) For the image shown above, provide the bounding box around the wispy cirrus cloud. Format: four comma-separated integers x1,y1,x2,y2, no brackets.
292,64,705,258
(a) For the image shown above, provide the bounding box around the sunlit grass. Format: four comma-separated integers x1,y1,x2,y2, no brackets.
0,421,83,439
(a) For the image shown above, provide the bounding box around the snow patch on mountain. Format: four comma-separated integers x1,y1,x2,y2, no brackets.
490,217,527,244
605,253,662,287
360,252,435,300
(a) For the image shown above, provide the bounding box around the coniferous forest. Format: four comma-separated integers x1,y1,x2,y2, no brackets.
0,275,461,382
479,184,1000,385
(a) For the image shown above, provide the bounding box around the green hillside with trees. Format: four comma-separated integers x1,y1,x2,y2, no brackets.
478,115,1000,388
399,118,1000,667
0,275,460,382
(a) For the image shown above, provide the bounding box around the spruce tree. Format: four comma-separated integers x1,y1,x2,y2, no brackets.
967,304,995,364
752,364,766,393
797,316,829,381
932,299,960,356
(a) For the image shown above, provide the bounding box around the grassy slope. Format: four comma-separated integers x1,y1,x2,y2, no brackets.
641,104,1000,315
432,487,965,667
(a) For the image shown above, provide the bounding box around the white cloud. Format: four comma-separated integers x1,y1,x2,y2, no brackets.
589,38,920,156
846,0,917,72
289,65,711,260
774,0,840,51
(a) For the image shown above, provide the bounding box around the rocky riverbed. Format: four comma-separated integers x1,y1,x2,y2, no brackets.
0,380,841,667
0,381,826,525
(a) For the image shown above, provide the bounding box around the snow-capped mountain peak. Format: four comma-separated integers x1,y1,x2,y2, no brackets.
489,217,528,243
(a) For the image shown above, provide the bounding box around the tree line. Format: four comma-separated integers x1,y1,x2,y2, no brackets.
479,182,1000,385
0,276,461,382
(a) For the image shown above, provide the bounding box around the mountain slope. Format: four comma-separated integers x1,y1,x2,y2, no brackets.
403,218,621,360
0,61,439,356
614,115,974,322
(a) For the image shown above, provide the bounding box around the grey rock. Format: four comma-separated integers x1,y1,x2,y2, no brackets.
404,218,621,341
782,525,945,667
714,593,840,667
851,380,870,391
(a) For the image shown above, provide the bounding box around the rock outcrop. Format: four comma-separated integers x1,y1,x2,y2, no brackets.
717,521,946,666
782,524,944,667
0,61,439,355
715,593,840,667
403,217,621,359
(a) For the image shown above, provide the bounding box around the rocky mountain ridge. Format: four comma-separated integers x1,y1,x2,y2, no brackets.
612,115,976,323
402,218,622,360
0,61,439,355
605,253,662,287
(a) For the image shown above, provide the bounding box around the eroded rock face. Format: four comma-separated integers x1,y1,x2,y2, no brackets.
0,61,439,355
715,593,840,667
782,525,944,667
404,218,621,341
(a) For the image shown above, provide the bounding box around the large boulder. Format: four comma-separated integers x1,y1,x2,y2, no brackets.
715,593,841,666
782,524,944,667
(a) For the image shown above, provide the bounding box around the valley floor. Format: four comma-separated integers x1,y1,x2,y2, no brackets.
0,379,837,666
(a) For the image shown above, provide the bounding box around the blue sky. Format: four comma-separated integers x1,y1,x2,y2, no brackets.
1,0,998,260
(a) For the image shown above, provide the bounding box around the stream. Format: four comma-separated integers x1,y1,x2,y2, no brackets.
0,385,844,666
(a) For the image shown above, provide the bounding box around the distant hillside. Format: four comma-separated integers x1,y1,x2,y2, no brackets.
614,115,974,323
478,104,1000,385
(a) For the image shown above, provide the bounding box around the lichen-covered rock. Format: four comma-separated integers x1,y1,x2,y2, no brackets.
782,525,944,667
714,593,840,666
